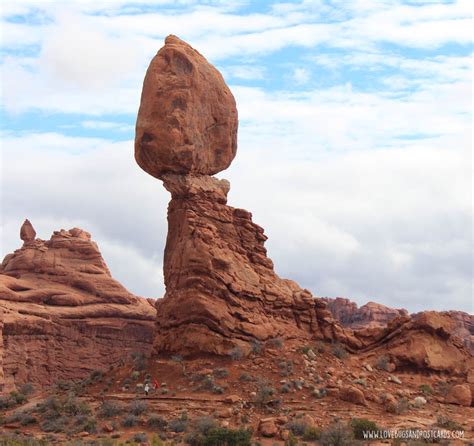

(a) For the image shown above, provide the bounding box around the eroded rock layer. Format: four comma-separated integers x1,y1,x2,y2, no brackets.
153,175,355,355
0,222,156,392
137,37,472,372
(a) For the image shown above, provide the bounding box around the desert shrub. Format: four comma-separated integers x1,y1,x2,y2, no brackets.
280,383,292,394
19,383,34,396
18,413,37,426
89,369,104,382
41,416,68,432
122,414,139,427
315,341,326,353
195,416,218,434
376,355,390,371
255,380,276,408
278,360,294,377
0,435,50,446
63,393,91,416
72,415,97,434
351,418,378,440
98,400,123,418
436,380,451,397
284,432,298,446
239,373,253,382
213,368,229,379
287,420,308,436
267,337,283,349
131,370,141,380
229,346,244,360
9,391,27,405
212,385,224,394
300,345,312,354
169,417,188,433
129,399,148,415
186,427,252,446
436,415,463,431
331,342,348,359
251,340,263,354
132,432,148,443
320,422,354,446
131,351,147,370
396,397,410,415
302,426,322,441
419,384,433,395
148,414,168,430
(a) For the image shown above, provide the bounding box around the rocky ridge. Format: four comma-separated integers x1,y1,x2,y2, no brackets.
0,221,156,392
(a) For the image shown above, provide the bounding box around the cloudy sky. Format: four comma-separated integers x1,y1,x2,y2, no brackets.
1,0,472,313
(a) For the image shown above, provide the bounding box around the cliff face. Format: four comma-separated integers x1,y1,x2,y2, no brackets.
152,175,360,355
0,222,156,392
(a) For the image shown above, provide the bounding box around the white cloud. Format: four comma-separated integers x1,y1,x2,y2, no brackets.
292,67,310,84
1,0,472,313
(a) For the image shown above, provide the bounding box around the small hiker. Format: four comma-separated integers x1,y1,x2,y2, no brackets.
144,382,150,396
153,377,160,390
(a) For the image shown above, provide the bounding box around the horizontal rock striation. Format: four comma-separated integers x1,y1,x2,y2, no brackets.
0,221,156,392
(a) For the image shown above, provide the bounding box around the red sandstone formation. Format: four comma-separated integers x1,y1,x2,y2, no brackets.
135,37,359,356
135,36,473,373
358,312,472,375
0,221,156,392
323,297,409,329
325,297,474,355
135,35,238,179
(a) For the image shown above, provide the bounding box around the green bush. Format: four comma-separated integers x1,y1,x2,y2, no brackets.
436,415,462,431
302,426,322,441
331,342,348,359
148,414,168,430
351,418,378,440
186,427,252,446
169,417,188,433
40,416,68,432
267,338,283,349
320,422,354,446
419,384,433,395
19,383,34,396
229,346,244,360
239,373,253,382
98,400,123,418
287,420,308,436
255,380,276,408
132,432,148,443
284,432,298,446
213,368,229,379
122,414,139,427
251,340,263,354
129,399,148,415
376,355,390,371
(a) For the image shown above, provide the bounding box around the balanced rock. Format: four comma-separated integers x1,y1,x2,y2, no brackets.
135,35,238,179
20,218,36,243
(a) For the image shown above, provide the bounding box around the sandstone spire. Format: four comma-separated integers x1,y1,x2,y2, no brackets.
135,36,359,356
